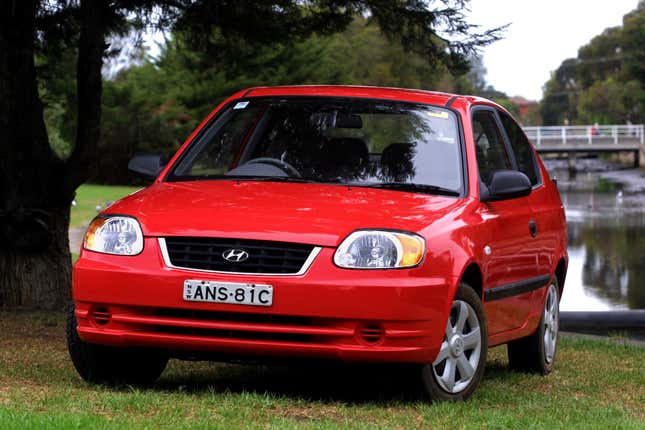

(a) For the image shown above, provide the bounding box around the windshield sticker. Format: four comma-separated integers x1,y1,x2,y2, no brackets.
233,101,250,110
427,110,449,119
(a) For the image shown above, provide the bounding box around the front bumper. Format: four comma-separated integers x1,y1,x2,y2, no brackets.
73,238,453,364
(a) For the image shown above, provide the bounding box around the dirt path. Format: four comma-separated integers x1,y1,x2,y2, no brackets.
68,225,87,254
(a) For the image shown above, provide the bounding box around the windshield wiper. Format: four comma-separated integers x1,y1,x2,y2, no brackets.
351,182,460,197
198,175,324,184
224,175,317,183
171,174,327,184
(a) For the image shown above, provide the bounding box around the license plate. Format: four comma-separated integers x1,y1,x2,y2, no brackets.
183,280,273,307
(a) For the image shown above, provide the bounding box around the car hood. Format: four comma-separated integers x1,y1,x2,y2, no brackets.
105,181,464,247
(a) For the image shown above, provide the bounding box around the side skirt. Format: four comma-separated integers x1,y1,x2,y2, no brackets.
484,274,551,302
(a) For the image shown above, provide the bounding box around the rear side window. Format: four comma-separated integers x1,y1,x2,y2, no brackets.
498,111,540,186
472,110,511,184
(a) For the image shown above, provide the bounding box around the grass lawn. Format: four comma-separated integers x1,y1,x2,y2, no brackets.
0,312,643,429
70,184,141,227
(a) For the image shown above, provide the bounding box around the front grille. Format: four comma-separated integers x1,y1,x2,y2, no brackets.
163,237,316,274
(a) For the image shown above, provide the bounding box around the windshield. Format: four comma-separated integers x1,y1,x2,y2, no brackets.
168,97,463,195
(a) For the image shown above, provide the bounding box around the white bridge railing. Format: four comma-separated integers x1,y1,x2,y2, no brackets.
522,124,644,146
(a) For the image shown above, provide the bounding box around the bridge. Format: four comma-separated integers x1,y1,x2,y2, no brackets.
522,124,644,168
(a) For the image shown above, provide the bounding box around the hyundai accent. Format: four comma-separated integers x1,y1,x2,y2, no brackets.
68,85,568,401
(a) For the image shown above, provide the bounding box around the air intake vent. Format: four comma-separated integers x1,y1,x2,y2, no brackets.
357,322,384,345
92,307,112,325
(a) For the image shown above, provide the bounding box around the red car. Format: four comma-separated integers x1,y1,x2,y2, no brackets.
68,85,567,401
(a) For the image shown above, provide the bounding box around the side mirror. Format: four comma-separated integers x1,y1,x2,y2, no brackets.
128,153,166,179
481,170,532,202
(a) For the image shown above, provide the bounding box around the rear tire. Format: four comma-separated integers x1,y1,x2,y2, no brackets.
66,303,168,385
421,283,488,402
507,279,560,375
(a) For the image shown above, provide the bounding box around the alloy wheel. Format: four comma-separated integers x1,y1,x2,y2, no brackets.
543,283,559,364
432,300,482,393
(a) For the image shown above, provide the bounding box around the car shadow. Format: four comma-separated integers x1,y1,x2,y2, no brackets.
151,357,522,404
155,361,427,404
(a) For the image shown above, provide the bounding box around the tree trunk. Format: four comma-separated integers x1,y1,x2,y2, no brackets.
0,208,72,309
0,0,108,309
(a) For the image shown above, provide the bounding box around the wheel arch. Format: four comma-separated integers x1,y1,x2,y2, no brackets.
554,258,567,299
457,261,484,301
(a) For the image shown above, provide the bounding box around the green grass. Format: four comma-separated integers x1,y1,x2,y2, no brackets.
0,312,643,429
71,184,141,227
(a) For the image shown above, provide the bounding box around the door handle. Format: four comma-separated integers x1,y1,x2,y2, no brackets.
529,220,537,237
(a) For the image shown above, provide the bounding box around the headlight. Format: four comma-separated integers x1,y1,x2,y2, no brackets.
334,230,425,269
84,216,144,256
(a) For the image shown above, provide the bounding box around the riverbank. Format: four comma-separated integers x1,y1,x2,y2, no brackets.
560,331,645,348
560,311,645,341
543,157,645,200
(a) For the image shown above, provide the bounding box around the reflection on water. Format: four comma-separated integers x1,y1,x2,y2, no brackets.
565,221,645,311
551,162,645,311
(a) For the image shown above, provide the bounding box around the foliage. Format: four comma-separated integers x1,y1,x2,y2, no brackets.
466,54,488,94
36,26,78,152
540,2,644,125
32,3,509,185
81,17,489,183
540,58,579,125
43,99,72,159
577,78,641,125
171,1,505,76
98,69,180,184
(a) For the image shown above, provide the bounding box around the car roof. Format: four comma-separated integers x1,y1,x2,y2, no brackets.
241,85,463,107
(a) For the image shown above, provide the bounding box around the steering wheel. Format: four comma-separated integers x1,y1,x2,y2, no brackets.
245,157,302,178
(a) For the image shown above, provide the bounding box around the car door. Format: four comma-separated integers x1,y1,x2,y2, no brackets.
497,110,558,291
471,108,539,335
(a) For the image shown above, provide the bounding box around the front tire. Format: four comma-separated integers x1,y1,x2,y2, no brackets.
507,279,560,375
66,303,168,386
421,283,488,402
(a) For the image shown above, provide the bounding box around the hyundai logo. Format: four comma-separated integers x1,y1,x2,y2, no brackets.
222,249,249,263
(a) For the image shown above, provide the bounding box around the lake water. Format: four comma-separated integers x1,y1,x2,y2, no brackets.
544,160,645,311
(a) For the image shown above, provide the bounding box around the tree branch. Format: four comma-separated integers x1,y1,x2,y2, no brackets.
64,0,110,191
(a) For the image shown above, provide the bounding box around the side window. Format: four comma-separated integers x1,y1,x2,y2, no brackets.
472,110,511,184
178,104,264,176
498,111,540,186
